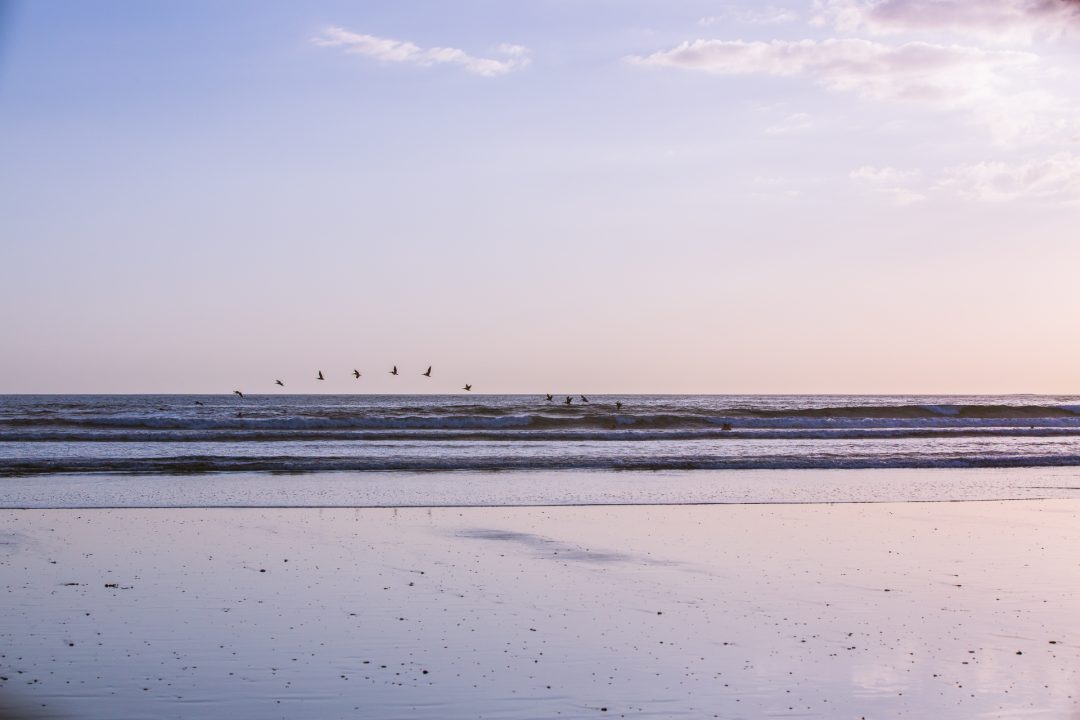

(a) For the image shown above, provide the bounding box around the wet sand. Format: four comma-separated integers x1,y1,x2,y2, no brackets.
2,500,1080,718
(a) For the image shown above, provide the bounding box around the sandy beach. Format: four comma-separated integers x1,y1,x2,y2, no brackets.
3,499,1079,719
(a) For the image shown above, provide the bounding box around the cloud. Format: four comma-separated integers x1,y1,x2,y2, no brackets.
849,155,1080,205
850,165,919,183
972,90,1080,146
313,27,530,76
814,0,1080,44
700,7,800,26
937,153,1080,204
764,112,814,134
850,165,926,205
627,37,1065,145
626,38,1034,105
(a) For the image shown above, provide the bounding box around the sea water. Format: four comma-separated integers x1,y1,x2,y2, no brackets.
4,394,1080,474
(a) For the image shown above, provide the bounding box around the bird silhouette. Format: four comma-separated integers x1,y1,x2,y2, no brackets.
463,384,472,391
390,366,398,376
565,396,572,405
352,369,361,379
275,380,284,387
580,395,589,403
194,400,204,406
317,371,324,381
545,394,554,402
422,366,432,377
233,390,244,399
615,401,623,410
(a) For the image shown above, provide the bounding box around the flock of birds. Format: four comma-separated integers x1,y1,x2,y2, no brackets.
227,367,623,409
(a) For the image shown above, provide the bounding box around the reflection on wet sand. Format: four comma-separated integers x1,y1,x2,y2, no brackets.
2,502,1079,719
457,528,648,564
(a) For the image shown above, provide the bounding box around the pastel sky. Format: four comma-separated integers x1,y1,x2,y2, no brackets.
2,0,1080,394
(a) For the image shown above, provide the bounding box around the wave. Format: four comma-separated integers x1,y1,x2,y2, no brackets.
4,404,1080,433
7,452,1080,475
5,427,1080,443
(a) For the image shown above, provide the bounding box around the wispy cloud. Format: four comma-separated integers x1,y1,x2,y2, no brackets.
850,165,926,205
850,155,1080,206
626,37,1073,146
700,6,799,26
764,112,814,135
627,38,1034,105
313,27,530,77
850,165,919,184
814,0,1080,44
938,154,1080,204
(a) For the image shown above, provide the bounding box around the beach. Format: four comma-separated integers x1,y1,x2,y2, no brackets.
7,0,1080,715
3,496,1080,719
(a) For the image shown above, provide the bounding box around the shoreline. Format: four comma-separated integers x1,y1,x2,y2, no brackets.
0,495,1075,510
3,466,1080,509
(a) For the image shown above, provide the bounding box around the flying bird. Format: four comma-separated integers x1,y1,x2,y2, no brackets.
565,396,572,405
317,371,324,381
422,366,432,377
233,390,244,399
615,401,623,410
580,395,589,403
545,394,554,402
194,400,204,406
352,369,361,379
275,380,284,387
463,384,472,391
390,366,398,376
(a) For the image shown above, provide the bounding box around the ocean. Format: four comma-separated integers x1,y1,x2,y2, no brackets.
4,394,1080,475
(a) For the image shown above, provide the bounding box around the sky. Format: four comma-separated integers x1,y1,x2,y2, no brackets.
2,0,1080,395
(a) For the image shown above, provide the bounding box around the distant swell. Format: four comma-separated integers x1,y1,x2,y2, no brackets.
6,427,1080,443
4,403,1080,434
